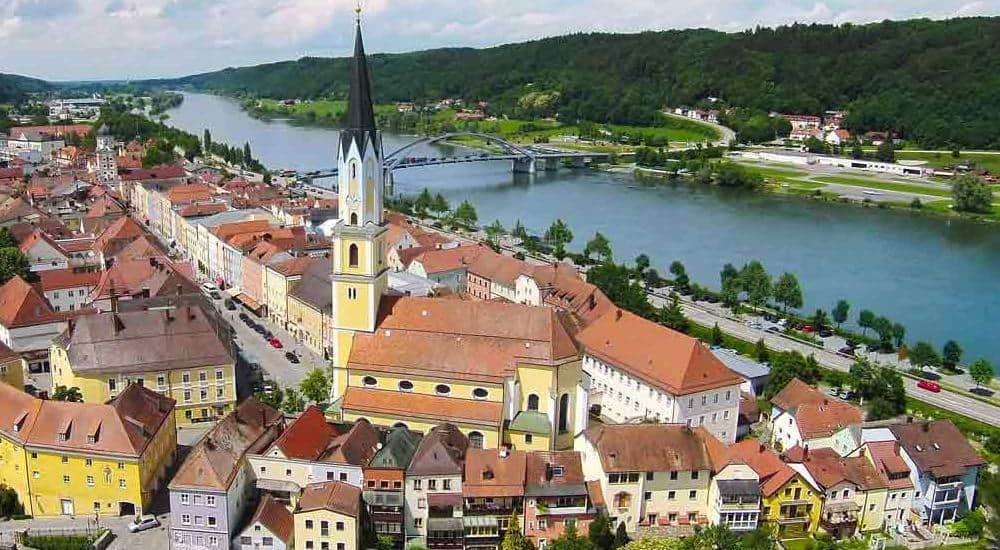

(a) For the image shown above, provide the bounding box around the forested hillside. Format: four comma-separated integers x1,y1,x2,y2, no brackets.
0,73,51,103
154,17,1000,148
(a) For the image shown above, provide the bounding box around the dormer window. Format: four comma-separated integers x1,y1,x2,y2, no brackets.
551,466,564,477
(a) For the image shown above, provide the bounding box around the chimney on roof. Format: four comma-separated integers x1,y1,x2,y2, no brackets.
110,287,119,314
149,257,158,268
615,309,622,321
141,286,150,299
176,284,183,296
922,422,930,432
588,293,596,309
802,444,809,460
758,443,765,453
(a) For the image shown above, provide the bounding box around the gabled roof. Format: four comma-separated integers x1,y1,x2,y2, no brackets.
18,228,68,257
771,378,865,439
367,426,422,470
581,424,727,473
271,256,314,277
0,381,174,457
119,164,186,182
411,244,487,275
36,268,102,291
790,447,887,491
246,495,294,544
864,441,913,490
93,216,145,254
170,399,283,490
347,296,578,384
576,309,743,396
463,448,526,498
730,439,806,497
525,450,587,496
288,260,333,314
342,387,503,427
114,235,167,261
407,423,469,476
889,420,984,478
297,480,362,517
269,408,379,466
84,195,125,219
0,276,62,328
90,257,196,301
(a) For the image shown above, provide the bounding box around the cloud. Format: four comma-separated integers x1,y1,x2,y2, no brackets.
0,0,997,80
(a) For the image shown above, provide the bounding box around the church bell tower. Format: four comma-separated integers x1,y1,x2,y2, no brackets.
330,9,389,371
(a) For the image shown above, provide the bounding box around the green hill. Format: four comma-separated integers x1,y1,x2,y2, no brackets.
0,73,52,103
152,17,1000,149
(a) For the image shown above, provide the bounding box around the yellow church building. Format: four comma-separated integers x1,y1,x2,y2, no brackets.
0,381,177,517
327,18,589,452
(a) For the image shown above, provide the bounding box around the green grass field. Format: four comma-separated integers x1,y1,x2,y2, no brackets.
255,98,397,120
813,175,955,197
893,150,1000,173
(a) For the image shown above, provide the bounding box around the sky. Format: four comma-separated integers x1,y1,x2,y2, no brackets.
1,0,998,81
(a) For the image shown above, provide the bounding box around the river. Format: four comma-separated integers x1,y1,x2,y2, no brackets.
166,93,1000,363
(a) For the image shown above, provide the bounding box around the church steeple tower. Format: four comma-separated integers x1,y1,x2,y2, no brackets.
330,8,389,375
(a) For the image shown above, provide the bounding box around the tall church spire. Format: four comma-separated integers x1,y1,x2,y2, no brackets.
347,18,376,131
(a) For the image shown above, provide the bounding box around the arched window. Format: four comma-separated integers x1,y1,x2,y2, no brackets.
362,376,377,387
348,244,359,268
468,431,484,449
392,422,408,430
350,212,358,226
527,394,539,411
351,162,357,179
398,380,414,392
558,393,570,433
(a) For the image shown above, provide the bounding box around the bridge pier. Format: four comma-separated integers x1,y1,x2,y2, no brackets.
512,157,536,174
383,167,394,196
572,157,586,168
543,158,560,171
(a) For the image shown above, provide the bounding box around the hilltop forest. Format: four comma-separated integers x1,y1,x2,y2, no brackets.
149,17,1000,149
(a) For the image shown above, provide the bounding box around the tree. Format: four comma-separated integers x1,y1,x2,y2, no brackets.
613,523,630,549
587,261,653,318
549,524,590,550
584,232,613,262
832,299,850,328
969,358,994,388
850,360,906,420
682,524,738,550
588,512,615,550
668,260,689,291
738,527,775,550
908,341,940,367
772,272,803,312
500,513,534,550
951,173,994,214
891,323,906,349
764,351,822,398
872,316,894,351
414,188,433,215
0,485,25,518
375,535,394,550
875,139,895,162
942,340,963,370
282,388,305,414
545,219,574,252
634,254,650,275
51,385,83,402
453,200,478,226
512,219,528,240
659,294,689,333
720,263,739,286
299,367,330,404
142,144,174,167
0,247,29,284
620,539,678,550
851,141,865,159
256,382,284,409
857,309,875,336
740,260,771,309
711,323,725,346
811,309,830,331
203,128,212,150
485,219,506,247
642,268,660,289
0,227,16,248
754,338,769,363
431,193,451,214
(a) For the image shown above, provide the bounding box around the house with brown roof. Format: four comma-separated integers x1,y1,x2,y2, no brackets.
249,409,380,500
462,448,527,546
769,378,866,452
0,381,177,518
286,258,334,357
523,450,604,546
237,495,294,550
576,309,744,443
404,424,469,547
0,276,69,361
406,244,489,292
19,227,70,272
88,256,198,311
50,300,236,425
729,439,823,537
889,420,984,526
36,267,101,312
575,423,731,534
336,296,585,452
857,440,913,530
293,481,364,550
169,399,284,550
786,446,888,538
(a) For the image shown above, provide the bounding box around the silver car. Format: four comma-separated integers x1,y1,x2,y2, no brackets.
128,514,161,533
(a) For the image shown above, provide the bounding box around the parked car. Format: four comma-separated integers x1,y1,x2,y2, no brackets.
800,324,814,333
818,329,833,338
239,312,249,322
269,338,283,349
201,282,218,292
253,324,267,335
209,291,222,300
285,351,300,363
263,330,274,340
917,379,941,393
837,346,855,356
225,299,237,311
970,387,995,397
129,514,161,533
766,326,781,334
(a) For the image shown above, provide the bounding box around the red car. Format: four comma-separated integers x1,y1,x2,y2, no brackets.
801,324,814,333
268,338,283,349
917,379,941,393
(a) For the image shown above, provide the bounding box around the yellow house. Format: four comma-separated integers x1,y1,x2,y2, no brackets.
286,261,333,358
50,303,237,426
0,342,24,390
294,481,363,550
732,440,823,537
264,257,311,330
791,447,888,538
0,381,176,517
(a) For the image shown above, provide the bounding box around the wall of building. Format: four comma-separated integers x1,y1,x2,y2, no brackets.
294,508,358,550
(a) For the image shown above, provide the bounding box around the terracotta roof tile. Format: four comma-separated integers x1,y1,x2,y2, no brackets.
272,256,314,277
36,268,102,291
582,424,724,473
0,276,62,328
343,387,502,427
297,481,362,517
790,447,886,491
411,244,488,274
270,406,341,461
576,309,743,395
729,439,801,497
248,495,294,544
525,450,586,492
771,379,865,439
463,448,526,498
889,420,984,478
407,423,469,476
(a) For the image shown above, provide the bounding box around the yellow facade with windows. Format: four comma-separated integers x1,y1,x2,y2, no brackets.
0,355,24,390
287,295,329,357
762,474,824,537
294,507,359,550
51,344,237,426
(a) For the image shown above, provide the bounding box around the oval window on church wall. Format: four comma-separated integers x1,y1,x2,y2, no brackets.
362,376,377,387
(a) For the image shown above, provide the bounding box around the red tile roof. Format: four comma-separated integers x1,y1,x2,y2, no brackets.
93,216,145,254
771,378,865,439
297,481,361,518
576,309,743,395
581,424,726,473
889,420,984,478
729,439,800,497
269,406,340,460
342,387,503,427
36,268,102,291
248,495,294,544
463,448,527,498
411,244,488,274
0,276,62,328
120,164,186,182
793,448,887,491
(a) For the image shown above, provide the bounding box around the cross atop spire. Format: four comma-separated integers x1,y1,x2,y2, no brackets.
346,4,376,133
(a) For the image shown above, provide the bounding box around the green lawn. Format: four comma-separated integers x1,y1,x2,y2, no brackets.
813,175,955,198
782,539,813,550
894,150,1000,174
255,98,397,120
